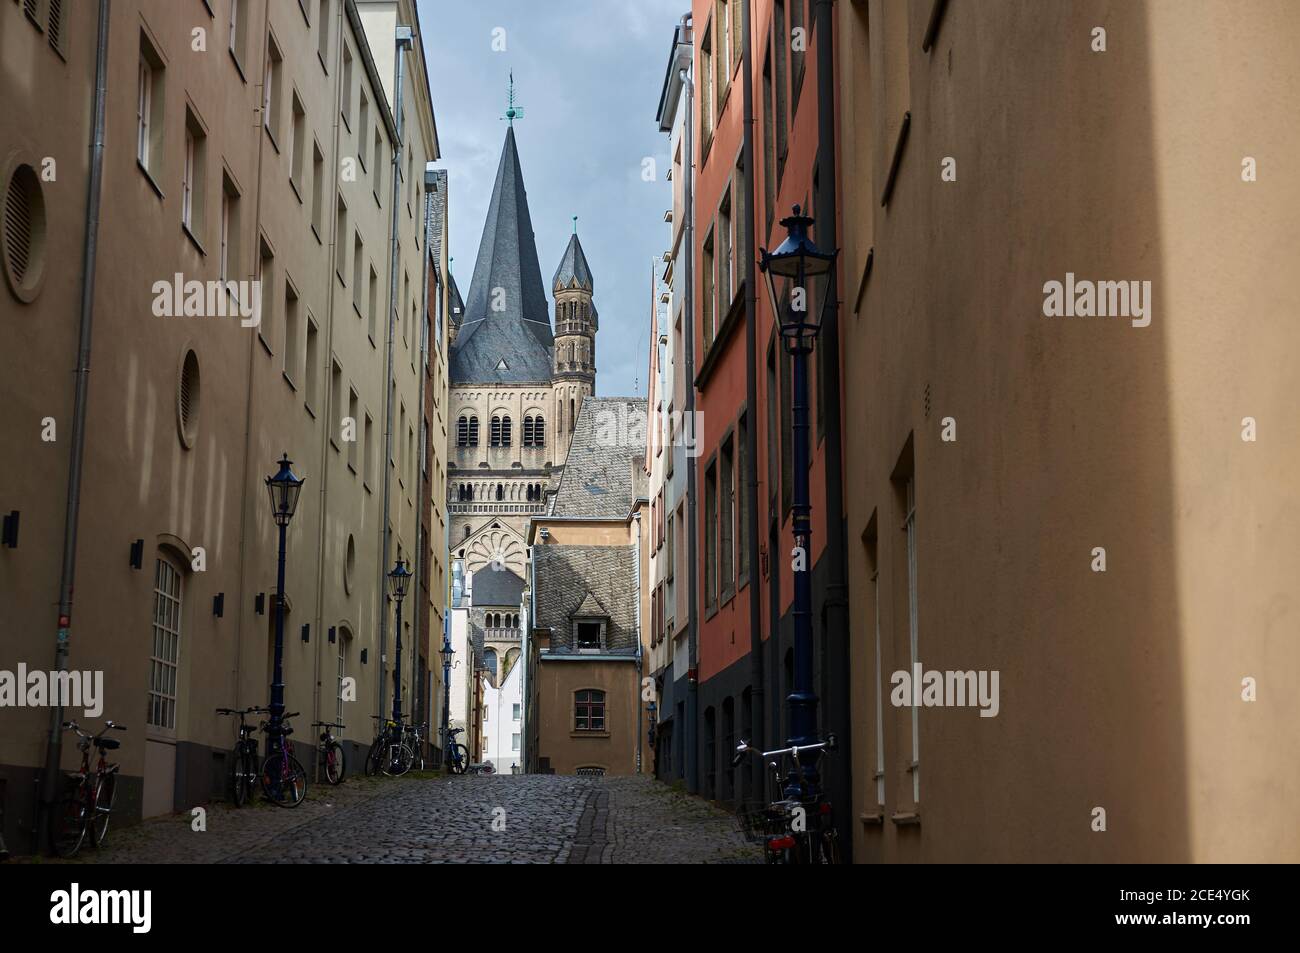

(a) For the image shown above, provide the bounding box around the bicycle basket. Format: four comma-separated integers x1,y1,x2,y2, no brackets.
737,801,787,844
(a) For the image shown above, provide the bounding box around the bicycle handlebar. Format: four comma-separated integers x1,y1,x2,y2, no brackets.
732,734,837,767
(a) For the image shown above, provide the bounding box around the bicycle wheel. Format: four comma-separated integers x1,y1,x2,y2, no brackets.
447,743,469,775
50,779,89,858
817,828,841,864
364,736,384,777
91,773,116,847
324,742,346,785
232,745,252,807
260,752,308,807
382,743,413,777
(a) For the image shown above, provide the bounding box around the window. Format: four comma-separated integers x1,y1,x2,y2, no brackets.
733,155,746,293
720,435,734,597
220,174,239,286
334,197,347,280
363,412,374,486
368,265,378,341
182,111,207,237
490,415,502,447
329,359,343,450
263,36,283,142
3,163,48,303
136,37,164,179
705,460,718,609
311,140,325,235
317,0,331,67
457,415,469,447
467,415,480,447
512,733,520,752
791,0,806,113
178,349,200,448
700,24,714,146
865,518,885,807
903,472,919,803
340,43,353,127
47,0,66,56
289,91,306,190
257,237,274,348
513,703,521,721
666,511,675,583
774,0,788,183
702,228,715,350
304,317,319,410
763,52,776,234
352,231,363,313
574,689,606,731
718,187,733,311
229,0,249,70
501,416,512,447
373,129,384,201
347,388,359,471
358,89,370,167
575,620,604,650
148,557,183,731
738,411,749,580
283,282,300,382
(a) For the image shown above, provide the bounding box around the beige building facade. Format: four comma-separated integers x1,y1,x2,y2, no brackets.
839,0,1300,862
0,0,445,851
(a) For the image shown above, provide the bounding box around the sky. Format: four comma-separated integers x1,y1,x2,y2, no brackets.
415,0,685,399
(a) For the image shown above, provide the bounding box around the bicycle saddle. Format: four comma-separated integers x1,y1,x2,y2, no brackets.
97,738,120,751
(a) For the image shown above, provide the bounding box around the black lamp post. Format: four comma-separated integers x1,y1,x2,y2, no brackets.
388,559,412,727
759,205,837,801
439,622,454,758
265,453,304,737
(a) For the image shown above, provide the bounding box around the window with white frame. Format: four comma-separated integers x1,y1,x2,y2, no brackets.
148,557,183,731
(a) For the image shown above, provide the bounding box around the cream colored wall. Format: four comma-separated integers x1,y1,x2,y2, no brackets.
840,0,1300,863
0,0,440,828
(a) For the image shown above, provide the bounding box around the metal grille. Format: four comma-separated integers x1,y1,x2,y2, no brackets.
3,167,36,285
576,766,605,777
148,558,183,730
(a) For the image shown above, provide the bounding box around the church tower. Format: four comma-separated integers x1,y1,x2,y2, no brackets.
551,222,597,460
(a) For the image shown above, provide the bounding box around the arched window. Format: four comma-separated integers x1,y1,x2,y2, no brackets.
490,415,502,447
534,416,545,447
501,415,512,446
463,525,471,540
526,485,535,502
522,415,534,447
148,555,185,731
574,690,606,731
496,483,504,501
484,648,498,686
457,415,469,447
467,415,479,446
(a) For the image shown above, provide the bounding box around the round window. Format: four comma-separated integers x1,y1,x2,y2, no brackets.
2,163,47,303
177,349,201,448
344,534,356,594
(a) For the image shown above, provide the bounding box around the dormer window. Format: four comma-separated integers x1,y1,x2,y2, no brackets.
573,617,606,651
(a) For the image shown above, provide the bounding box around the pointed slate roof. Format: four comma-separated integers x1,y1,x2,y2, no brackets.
448,270,465,327
552,232,594,293
551,397,650,519
450,127,554,383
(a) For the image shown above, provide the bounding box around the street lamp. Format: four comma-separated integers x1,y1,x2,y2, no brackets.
758,205,837,801
388,559,412,729
265,453,304,735
439,624,454,761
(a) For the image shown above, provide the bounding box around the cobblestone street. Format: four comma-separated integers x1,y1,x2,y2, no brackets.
34,774,760,865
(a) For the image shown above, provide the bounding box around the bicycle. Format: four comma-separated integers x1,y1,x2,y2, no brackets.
259,710,307,807
312,721,346,785
49,720,127,858
366,715,413,777
217,706,268,807
442,726,469,776
733,734,841,864
401,719,426,772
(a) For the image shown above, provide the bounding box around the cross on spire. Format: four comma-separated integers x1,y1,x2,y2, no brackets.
501,70,524,125
572,215,578,235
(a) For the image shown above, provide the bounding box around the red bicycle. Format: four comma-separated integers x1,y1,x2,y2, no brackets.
50,719,127,858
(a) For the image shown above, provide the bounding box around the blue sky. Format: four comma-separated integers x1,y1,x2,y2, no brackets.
416,0,684,398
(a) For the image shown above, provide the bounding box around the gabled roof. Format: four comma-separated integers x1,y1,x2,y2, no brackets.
552,232,594,293
450,126,553,383
551,397,650,519
573,590,609,618
470,566,526,608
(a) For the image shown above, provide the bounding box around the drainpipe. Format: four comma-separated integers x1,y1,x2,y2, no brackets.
414,174,436,742
633,510,643,775
679,13,699,796
814,0,851,857
740,0,766,802
377,26,414,719
39,0,111,848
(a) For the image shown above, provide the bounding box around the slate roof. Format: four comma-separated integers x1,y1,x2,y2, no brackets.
448,271,464,327
552,232,594,292
532,544,638,656
470,566,525,608
428,169,448,265
551,397,649,519
450,126,554,383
